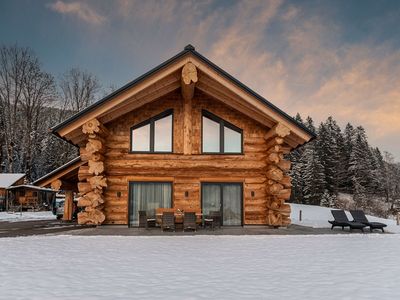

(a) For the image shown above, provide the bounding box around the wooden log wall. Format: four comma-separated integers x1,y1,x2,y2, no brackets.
76,118,108,225
264,124,292,226
101,89,283,225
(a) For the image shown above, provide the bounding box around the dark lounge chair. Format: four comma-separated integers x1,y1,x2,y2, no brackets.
328,210,367,232
183,212,197,231
138,210,156,229
161,212,175,232
350,210,387,232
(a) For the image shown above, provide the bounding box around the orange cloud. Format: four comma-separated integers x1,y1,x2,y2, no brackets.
49,1,106,25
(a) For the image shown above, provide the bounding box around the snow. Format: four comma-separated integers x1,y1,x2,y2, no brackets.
0,211,56,222
290,203,400,233
0,173,25,188
1,234,400,299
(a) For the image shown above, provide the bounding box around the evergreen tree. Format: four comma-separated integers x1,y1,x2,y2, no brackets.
316,122,336,194
320,190,336,207
302,141,325,205
339,123,355,192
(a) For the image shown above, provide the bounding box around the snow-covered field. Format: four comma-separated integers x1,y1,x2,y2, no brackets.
290,203,400,233
1,235,400,300
0,211,56,222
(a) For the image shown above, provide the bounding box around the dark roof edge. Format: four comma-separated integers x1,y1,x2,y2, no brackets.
189,49,316,139
32,157,82,186
51,48,192,133
51,44,316,140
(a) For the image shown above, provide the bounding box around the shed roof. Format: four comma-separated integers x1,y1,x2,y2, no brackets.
0,173,25,188
6,185,55,192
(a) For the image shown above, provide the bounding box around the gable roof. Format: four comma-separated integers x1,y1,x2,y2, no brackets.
52,45,316,146
0,173,25,188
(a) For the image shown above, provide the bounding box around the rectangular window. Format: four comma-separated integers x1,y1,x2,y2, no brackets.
129,182,172,227
131,110,173,153
202,110,243,154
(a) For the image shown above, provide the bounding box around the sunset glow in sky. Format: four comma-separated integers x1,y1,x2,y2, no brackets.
1,0,399,158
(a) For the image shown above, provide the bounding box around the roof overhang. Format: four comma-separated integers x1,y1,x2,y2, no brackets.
33,157,84,191
7,185,55,192
51,45,316,149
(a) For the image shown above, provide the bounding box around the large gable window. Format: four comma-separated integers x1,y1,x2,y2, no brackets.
131,110,173,153
202,110,243,154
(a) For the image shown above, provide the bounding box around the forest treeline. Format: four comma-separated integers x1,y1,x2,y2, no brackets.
0,45,399,216
288,114,400,217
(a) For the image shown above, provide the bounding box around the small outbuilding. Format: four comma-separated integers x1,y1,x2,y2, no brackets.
0,173,26,211
6,185,55,211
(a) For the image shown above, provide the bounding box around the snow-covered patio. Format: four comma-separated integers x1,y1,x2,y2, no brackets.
1,234,400,300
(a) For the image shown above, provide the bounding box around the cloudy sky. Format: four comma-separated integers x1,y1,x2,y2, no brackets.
1,0,399,159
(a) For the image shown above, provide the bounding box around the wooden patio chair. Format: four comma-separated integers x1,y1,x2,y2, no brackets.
138,210,156,229
161,212,175,232
183,212,197,232
350,210,387,232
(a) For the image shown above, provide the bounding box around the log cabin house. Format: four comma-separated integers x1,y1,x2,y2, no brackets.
38,45,315,227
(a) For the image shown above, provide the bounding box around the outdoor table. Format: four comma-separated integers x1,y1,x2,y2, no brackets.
156,212,202,225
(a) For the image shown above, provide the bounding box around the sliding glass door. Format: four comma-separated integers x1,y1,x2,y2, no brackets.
202,183,242,226
129,182,172,226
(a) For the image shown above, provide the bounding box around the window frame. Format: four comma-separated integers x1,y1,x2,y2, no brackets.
130,109,174,154
128,181,174,227
201,110,243,154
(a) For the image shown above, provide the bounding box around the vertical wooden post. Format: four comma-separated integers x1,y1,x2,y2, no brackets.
181,62,197,155
183,95,192,155
299,210,302,222
63,190,74,221
397,213,399,226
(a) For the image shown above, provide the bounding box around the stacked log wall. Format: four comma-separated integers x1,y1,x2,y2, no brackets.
102,89,286,225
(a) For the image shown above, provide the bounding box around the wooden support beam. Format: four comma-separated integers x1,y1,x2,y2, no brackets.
264,123,291,141
51,180,62,191
82,118,109,137
181,62,197,155
63,190,74,221
181,62,198,101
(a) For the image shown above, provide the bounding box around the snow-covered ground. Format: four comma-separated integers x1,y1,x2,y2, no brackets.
290,203,400,233
1,235,400,300
0,211,56,222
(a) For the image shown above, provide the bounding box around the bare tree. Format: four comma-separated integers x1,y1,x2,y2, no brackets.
0,45,35,172
20,57,56,180
0,45,56,179
58,68,100,120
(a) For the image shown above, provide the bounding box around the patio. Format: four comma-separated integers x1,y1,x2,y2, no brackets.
67,224,361,236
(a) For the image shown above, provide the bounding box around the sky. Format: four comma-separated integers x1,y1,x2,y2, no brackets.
0,0,399,159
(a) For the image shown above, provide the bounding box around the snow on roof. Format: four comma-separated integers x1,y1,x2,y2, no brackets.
6,184,55,192
0,173,25,188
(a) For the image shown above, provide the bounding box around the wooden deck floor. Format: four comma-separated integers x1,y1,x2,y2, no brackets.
67,224,364,236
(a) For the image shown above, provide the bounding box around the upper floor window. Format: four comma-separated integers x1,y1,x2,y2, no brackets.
202,110,242,154
131,110,173,153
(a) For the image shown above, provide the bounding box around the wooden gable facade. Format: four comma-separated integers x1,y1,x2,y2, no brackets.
51,45,315,226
